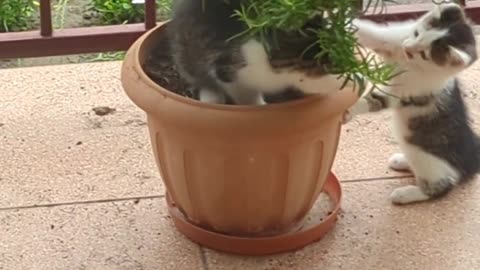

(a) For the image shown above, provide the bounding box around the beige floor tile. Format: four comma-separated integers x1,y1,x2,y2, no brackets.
334,112,410,181
0,198,203,270
204,178,480,270
0,63,163,208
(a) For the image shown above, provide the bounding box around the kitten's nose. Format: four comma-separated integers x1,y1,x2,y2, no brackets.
402,39,424,60
404,48,415,59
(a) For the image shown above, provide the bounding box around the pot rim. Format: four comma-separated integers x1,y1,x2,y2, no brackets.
129,22,359,113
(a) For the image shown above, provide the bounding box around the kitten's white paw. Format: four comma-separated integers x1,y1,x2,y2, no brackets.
390,185,430,205
388,153,410,171
199,88,226,104
256,95,267,106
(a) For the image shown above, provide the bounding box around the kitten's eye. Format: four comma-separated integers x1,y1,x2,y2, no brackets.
414,30,419,37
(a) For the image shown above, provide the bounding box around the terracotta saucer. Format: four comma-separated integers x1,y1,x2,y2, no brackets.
166,172,342,256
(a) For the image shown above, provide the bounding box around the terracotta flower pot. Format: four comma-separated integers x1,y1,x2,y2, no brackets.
121,23,358,255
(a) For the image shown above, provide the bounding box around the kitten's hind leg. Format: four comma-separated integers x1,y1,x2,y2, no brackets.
390,185,430,205
390,146,460,204
390,176,450,205
388,153,411,171
390,177,456,205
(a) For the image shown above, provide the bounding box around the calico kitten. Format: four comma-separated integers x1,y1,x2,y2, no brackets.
346,3,480,204
167,0,350,105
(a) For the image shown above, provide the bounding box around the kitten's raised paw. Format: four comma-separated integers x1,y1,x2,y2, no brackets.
368,94,387,112
388,153,410,171
342,110,353,124
390,185,430,205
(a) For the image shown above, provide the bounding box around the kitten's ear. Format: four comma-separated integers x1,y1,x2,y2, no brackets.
438,3,466,24
448,46,472,67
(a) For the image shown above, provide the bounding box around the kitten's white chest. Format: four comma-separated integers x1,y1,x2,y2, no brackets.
391,110,409,145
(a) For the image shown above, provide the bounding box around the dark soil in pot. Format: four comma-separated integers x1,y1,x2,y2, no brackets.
142,39,307,105
142,41,195,99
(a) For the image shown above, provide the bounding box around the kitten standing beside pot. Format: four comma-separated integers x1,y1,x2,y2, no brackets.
167,0,351,105
346,3,480,204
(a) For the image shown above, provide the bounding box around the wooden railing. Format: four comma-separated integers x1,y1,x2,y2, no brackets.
0,0,157,58
0,0,478,59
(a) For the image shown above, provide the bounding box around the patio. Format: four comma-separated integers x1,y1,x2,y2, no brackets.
1,52,480,268
2,0,480,268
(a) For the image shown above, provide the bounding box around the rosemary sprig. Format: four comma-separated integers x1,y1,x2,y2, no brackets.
232,0,399,95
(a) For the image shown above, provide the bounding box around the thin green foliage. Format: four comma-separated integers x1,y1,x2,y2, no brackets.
220,0,399,94
90,0,172,25
157,0,173,15
88,0,173,63
0,0,38,32
53,0,70,29
88,51,126,62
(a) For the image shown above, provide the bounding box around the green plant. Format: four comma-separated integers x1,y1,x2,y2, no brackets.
90,0,172,25
225,0,398,94
0,0,38,32
157,0,173,16
53,0,70,29
88,51,126,62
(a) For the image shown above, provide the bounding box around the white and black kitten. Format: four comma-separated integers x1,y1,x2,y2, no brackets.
346,3,479,204
167,0,351,105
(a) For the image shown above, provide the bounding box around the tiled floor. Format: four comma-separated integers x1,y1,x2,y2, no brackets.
1,60,480,270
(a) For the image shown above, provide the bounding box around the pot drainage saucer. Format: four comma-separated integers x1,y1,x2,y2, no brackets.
166,172,342,256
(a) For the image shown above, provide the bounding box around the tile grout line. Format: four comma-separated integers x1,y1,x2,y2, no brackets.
0,194,165,212
199,246,210,270
341,174,413,183
0,175,412,212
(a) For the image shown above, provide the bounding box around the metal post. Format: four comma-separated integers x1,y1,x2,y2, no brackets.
40,0,53,37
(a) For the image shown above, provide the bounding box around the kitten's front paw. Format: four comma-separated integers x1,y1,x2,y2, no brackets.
342,102,365,124
199,88,226,104
342,110,353,124
390,185,430,205
388,153,410,171
368,93,387,112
